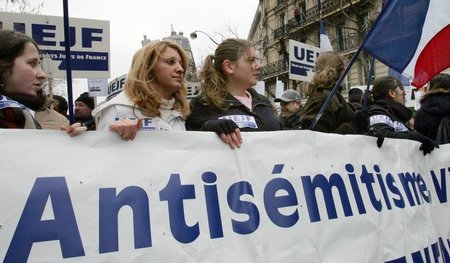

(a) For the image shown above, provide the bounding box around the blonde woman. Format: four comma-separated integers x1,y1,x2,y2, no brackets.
86,40,190,140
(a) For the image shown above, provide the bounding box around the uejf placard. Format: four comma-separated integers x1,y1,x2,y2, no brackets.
0,12,110,79
289,39,320,82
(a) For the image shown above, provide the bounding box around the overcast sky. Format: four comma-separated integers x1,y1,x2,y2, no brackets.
38,0,259,85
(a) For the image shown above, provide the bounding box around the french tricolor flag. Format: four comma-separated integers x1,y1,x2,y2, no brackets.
320,20,333,53
362,0,450,88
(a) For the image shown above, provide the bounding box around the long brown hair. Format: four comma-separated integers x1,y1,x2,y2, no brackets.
0,30,41,93
306,52,345,96
124,40,190,118
200,38,253,111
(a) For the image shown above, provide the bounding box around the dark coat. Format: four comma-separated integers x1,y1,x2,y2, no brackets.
279,109,302,130
186,88,281,132
414,90,450,141
0,95,41,129
368,99,423,142
300,89,356,134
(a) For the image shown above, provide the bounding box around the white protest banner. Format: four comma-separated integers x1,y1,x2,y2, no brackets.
0,130,449,263
289,39,320,81
0,12,110,79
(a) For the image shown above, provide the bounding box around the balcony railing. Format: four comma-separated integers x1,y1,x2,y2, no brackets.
260,59,288,80
273,0,346,40
331,33,360,53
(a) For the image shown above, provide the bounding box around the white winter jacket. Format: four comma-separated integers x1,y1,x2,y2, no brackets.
92,92,185,131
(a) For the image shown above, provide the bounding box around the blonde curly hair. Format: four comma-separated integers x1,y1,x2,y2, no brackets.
306,52,345,96
124,40,190,118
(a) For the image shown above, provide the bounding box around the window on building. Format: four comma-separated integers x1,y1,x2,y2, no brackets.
336,21,346,51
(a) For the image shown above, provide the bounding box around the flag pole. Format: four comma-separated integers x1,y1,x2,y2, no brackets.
308,46,364,129
63,0,75,124
363,57,375,109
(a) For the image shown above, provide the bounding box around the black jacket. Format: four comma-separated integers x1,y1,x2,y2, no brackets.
368,99,423,141
186,88,281,132
414,90,450,141
280,109,302,130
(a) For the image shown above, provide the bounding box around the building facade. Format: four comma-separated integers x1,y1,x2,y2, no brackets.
248,0,387,100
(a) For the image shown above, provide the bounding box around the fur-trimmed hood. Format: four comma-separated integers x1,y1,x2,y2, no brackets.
419,89,450,115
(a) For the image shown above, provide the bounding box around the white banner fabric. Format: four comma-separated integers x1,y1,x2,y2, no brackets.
0,130,449,263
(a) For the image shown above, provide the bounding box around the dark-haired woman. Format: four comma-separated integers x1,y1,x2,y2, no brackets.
0,29,47,129
368,76,438,154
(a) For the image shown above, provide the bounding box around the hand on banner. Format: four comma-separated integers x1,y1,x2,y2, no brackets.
61,122,87,137
368,127,385,148
417,133,439,155
109,118,143,141
202,119,242,149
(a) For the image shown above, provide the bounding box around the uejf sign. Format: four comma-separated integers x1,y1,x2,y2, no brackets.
289,39,320,82
0,12,110,79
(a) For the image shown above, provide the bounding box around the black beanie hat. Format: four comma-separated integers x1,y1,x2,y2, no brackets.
75,92,95,110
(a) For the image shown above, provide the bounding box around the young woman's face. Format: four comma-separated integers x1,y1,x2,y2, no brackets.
152,47,185,99
3,42,46,98
390,86,406,105
232,47,261,88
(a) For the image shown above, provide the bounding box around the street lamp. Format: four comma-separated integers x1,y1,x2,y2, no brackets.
190,30,220,45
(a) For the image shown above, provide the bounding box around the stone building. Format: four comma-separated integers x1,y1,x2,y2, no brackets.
248,0,387,100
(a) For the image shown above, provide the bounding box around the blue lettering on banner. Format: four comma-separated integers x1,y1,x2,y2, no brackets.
5,177,85,263
159,174,200,244
293,46,318,62
290,61,315,76
99,186,152,253
41,50,108,71
13,23,104,49
3,164,450,261
385,236,450,263
9,21,108,73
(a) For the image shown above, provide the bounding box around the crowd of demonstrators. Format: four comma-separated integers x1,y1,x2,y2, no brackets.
90,40,190,140
368,76,439,154
274,89,302,130
414,73,450,144
0,30,47,129
1,28,444,157
300,52,368,134
186,38,281,149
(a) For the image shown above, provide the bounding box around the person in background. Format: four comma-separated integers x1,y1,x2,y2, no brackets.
186,38,281,149
74,92,96,130
83,40,190,140
0,29,46,129
34,94,69,129
414,73,450,144
274,89,302,130
300,52,368,134
53,94,69,119
368,76,439,154
348,87,363,111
